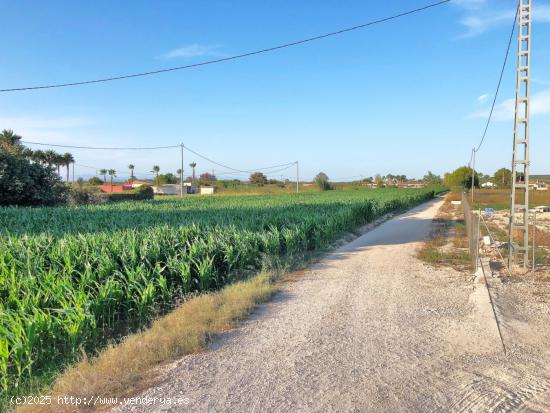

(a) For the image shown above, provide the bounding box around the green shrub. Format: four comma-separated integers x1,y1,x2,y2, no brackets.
68,187,106,205
157,173,179,185
317,179,333,191
314,172,333,191
0,150,68,206
88,176,103,185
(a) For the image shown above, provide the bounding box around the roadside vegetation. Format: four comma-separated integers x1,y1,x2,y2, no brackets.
18,272,278,413
0,188,437,410
418,193,472,272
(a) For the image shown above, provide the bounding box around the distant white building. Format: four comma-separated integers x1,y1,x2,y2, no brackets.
481,182,495,188
200,186,216,195
534,182,548,191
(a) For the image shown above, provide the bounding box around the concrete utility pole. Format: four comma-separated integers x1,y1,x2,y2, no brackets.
180,143,184,197
471,148,476,204
509,0,532,268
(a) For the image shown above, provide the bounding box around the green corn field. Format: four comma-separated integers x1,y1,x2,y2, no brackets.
0,188,435,395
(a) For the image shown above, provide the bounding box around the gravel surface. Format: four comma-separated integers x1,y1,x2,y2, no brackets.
115,198,550,412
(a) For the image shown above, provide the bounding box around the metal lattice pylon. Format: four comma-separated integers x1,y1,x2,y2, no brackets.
509,0,532,268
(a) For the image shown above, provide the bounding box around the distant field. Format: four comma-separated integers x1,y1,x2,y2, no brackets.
0,188,436,404
210,182,377,194
447,189,550,210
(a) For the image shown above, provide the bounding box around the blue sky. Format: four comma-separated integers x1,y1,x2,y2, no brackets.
0,0,549,181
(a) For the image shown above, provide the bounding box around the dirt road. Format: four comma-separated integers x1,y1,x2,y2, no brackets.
117,198,550,412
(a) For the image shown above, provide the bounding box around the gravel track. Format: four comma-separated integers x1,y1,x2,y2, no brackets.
116,198,550,412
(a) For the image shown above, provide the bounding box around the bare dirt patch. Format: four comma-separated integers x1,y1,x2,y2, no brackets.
418,194,471,272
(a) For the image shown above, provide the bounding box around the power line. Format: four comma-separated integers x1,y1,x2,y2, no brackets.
183,144,296,173
468,5,518,207
209,163,297,176
31,140,296,175
22,140,179,150
250,165,296,175
0,0,450,93
473,4,518,153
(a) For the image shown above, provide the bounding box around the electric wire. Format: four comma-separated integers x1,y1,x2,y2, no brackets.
75,163,101,170
183,144,296,173
35,141,297,177
473,4,518,154
22,140,296,173
22,140,179,150
0,0,451,92
211,163,296,176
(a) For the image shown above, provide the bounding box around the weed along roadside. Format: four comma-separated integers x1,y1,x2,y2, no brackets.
16,272,278,413
0,188,440,412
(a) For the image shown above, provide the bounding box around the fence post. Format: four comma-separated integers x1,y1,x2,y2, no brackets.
462,192,481,272
533,210,536,277
475,209,481,272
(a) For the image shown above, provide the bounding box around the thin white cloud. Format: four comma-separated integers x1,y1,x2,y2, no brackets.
458,10,514,38
455,1,550,38
477,94,489,104
470,89,550,121
160,44,224,60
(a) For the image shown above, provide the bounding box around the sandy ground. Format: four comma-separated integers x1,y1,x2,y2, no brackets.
486,209,550,236
115,198,550,413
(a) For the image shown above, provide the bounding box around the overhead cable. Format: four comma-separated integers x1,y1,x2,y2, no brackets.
0,1,451,92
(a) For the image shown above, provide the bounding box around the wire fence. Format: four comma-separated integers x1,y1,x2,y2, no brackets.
479,212,513,278
463,194,541,277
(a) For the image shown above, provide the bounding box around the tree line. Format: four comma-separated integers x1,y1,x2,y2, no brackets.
443,166,516,190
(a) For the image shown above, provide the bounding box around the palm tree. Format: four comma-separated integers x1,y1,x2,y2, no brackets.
99,168,107,183
177,168,183,181
108,169,116,192
44,150,57,168
31,150,45,164
21,147,34,160
0,129,23,152
151,165,160,185
54,153,65,176
128,164,135,182
62,153,74,182
189,162,197,184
